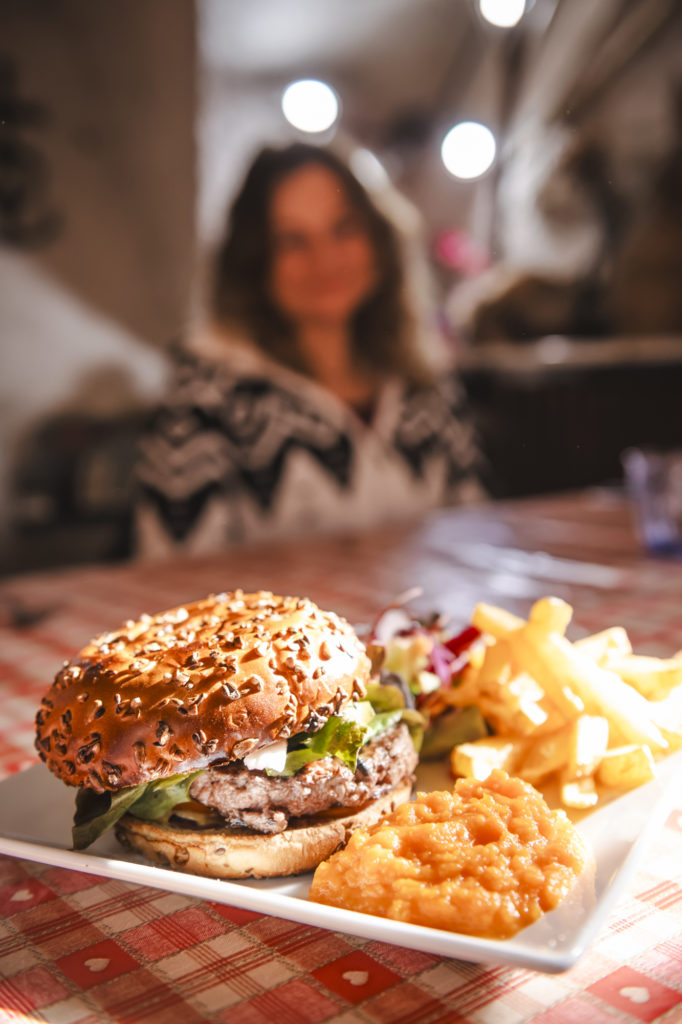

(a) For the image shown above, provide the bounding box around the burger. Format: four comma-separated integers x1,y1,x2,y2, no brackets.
35,590,421,878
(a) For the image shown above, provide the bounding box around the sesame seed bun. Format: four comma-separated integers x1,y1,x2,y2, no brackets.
35,590,370,793
114,779,414,878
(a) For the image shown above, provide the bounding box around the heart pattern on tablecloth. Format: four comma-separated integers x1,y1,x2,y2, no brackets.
620,986,650,1004
84,958,111,973
342,970,369,986
10,888,34,902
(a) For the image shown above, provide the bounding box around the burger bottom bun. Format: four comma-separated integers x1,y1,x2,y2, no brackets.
114,779,414,879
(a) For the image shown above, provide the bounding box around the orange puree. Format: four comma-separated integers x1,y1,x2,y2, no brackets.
309,770,587,938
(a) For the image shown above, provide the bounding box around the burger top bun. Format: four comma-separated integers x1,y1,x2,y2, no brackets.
35,590,370,792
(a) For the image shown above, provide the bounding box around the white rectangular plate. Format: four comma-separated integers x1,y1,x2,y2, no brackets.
1,753,681,974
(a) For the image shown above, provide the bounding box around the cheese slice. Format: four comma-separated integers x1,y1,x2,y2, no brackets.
244,739,289,773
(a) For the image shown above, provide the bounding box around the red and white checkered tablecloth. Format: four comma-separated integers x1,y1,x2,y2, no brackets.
1,491,681,1023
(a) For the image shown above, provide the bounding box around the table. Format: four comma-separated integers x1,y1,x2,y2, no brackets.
1,489,681,1023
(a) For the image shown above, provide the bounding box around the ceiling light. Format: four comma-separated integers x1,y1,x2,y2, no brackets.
281,79,339,133
441,121,496,180
478,0,526,28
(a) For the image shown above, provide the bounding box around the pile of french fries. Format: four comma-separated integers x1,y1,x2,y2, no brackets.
447,596,682,811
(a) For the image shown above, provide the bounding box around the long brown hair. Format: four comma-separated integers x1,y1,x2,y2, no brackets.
210,143,436,384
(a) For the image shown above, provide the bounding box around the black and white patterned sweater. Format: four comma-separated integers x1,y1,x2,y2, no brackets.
135,330,483,557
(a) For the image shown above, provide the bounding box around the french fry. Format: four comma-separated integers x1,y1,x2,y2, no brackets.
574,626,632,663
506,673,550,734
447,595,678,813
596,745,656,789
471,603,524,639
479,672,552,737
649,690,682,749
518,628,668,754
531,697,573,736
451,736,525,781
518,726,572,785
529,596,573,637
560,776,599,810
438,662,484,708
601,653,682,700
476,639,514,691
508,623,585,721
566,715,609,779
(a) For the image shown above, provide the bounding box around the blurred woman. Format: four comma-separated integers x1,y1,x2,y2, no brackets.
135,143,483,556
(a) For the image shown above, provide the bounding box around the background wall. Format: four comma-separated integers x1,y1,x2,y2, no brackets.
1,0,197,571
2,0,197,343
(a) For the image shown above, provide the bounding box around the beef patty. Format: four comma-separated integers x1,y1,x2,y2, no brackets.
188,723,418,834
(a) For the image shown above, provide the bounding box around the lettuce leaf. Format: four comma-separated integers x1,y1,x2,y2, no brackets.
268,694,425,778
364,679,407,712
72,771,202,850
127,771,203,821
73,784,146,850
419,705,488,760
270,714,369,777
